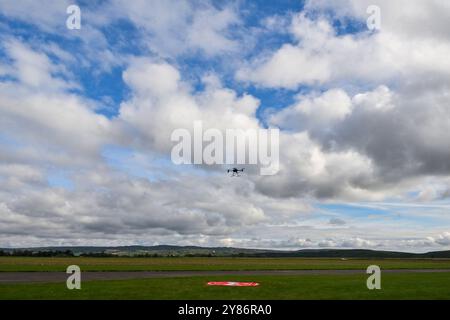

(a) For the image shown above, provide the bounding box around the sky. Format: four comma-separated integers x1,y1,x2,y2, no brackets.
0,0,450,252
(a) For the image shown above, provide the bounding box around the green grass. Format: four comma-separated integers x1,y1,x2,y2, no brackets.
1,257,450,272
1,273,450,299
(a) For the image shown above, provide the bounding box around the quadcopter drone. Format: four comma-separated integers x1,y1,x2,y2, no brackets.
227,168,244,177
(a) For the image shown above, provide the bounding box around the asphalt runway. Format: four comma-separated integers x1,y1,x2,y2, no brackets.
1,269,450,283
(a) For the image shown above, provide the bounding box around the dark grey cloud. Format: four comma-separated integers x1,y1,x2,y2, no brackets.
328,88,450,180
329,218,346,226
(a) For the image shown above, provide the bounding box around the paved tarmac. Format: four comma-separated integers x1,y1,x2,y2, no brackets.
1,269,450,283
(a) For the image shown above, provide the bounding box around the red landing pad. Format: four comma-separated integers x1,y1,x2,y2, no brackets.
207,281,260,287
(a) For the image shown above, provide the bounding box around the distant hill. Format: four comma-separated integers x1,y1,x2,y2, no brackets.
250,249,450,258
0,245,271,257
1,245,450,258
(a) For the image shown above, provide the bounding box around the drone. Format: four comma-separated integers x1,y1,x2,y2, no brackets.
227,168,244,177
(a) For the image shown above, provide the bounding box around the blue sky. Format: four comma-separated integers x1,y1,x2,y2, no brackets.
0,0,367,120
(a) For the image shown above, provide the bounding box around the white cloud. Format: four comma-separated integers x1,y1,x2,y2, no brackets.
2,39,76,91
237,8,450,89
237,43,331,88
0,39,112,166
270,88,352,131
433,232,450,246
1,1,450,251
107,0,241,57
253,132,377,200
0,0,72,32
118,58,261,154
305,0,450,41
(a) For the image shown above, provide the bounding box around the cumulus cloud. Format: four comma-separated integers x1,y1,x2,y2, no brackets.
265,83,450,195
237,7,450,89
0,40,112,167
0,0,72,32
270,89,353,132
0,42,304,246
246,2,450,199
433,232,450,246
108,0,241,57
117,58,261,155
2,39,77,91
252,131,377,200
0,1,449,251
0,0,242,75
305,0,450,41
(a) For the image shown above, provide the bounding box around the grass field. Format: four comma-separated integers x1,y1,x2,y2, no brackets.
1,257,450,299
1,273,450,299
1,257,450,272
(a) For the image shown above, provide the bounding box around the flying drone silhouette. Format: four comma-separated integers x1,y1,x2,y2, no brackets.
227,168,244,177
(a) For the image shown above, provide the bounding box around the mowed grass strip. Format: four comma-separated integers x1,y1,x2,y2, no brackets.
1,257,450,272
1,273,450,299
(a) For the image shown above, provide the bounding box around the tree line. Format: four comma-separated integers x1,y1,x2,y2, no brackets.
0,250,75,257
